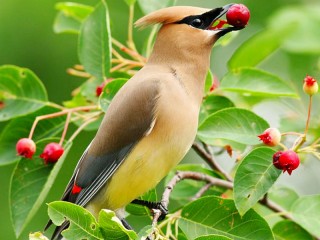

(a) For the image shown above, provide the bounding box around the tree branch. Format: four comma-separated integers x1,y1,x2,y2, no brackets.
192,142,233,182
152,170,293,228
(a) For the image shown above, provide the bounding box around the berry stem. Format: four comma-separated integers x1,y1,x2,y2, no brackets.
278,142,287,150
127,3,136,52
59,112,71,146
312,137,320,147
67,68,91,78
281,132,303,137
67,112,102,144
304,95,312,135
112,38,146,63
292,134,306,152
28,105,99,140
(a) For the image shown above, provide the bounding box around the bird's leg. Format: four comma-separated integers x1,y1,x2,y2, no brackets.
131,199,168,221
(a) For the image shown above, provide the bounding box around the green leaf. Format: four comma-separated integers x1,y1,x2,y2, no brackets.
29,232,49,240
195,235,232,240
0,106,66,166
268,5,320,54
0,65,48,121
63,92,89,108
197,108,269,146
273,220,313,240
99,209,137,239
234,147,280,216
99,79,127,112
124,0,137,6
228,25,294,69
54,3,93,34
179,196,274,240
48,201,103,240
220,68,298,97
54,12,82,34
79,0,112,81
215,31,239,47
56,2,93,21
291,195,320,238
11,139,72,237
204,70,213,93
137,0,176,14
199,95,234,124
268,186,299,211
137,225,153,240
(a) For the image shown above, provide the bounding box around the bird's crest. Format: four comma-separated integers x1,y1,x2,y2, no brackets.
135,6,210,28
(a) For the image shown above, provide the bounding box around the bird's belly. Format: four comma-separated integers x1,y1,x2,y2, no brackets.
87,112,198,214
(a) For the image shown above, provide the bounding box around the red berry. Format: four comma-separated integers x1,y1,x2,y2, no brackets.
273,150,300,175
96,81,107,97
40,142,64,164
258,128,281,147
303,75,318,96
226,4,250,27
16,138,36,159
272,151,283,170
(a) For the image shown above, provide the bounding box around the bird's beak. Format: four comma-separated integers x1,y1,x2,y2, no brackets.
204,4,244,35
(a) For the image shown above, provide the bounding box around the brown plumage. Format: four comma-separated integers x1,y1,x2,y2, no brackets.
48,4,244,239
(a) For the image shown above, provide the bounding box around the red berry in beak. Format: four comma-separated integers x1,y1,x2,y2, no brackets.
258,128,281,147
273,150,300,175
226,4,250,27
40,142,64,164
16,138,36,159
303,75,318,96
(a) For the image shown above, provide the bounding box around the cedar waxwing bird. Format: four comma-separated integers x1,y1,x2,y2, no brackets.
47,4,245,239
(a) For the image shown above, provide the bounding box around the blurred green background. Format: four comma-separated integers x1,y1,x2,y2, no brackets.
1,0,320,239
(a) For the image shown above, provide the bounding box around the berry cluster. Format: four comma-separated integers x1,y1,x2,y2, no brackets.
16,138,64,163
16,78,107,164
258,75,318,175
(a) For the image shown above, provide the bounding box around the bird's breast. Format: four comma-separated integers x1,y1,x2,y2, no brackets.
88,75,200,214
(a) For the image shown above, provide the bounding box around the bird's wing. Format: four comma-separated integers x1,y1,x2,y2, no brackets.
65,78,160,206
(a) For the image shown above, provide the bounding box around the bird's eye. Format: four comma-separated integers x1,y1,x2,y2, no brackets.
191,18,203,28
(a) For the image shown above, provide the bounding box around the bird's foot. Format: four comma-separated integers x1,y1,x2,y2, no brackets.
131,199,168,221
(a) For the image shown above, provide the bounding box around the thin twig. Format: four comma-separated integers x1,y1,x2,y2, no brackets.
67,112,102,143
192,142,233,182
191,183,213,201
127,3,136,52
152,170,293,228
304,95,312,135
160,171,233,213
112,49,125,61
28,106,99,139
112,38,146,63
67,68,91,78
281,132,303,137
59,112,71,146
